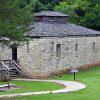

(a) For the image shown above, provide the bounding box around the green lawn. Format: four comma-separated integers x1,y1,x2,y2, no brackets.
1,67,100,100
0,80,64,95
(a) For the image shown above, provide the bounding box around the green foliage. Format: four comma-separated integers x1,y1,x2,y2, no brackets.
0,0,34,47
26,0,45,12
54,0,100,30
17,0,65,13
39,0,63,5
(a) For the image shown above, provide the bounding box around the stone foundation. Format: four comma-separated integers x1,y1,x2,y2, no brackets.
20,61,100,79
0,61,100,80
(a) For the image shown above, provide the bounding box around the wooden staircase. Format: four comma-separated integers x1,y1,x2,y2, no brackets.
0,60,21,81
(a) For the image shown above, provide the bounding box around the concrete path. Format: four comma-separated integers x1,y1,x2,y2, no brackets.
0,78,86,98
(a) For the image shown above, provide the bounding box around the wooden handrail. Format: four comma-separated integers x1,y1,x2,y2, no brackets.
0,61,10,79
12,61,21,73
0,62,10,72
0,60,21,73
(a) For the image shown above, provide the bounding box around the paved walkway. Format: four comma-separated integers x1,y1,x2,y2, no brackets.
0,78,86,98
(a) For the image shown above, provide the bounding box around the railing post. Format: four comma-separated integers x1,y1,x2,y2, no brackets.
11,60,13,68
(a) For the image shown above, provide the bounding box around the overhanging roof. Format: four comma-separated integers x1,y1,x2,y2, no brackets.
35,11,69,17
26,21,100,37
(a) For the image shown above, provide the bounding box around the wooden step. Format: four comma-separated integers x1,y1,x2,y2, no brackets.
0,60,21,80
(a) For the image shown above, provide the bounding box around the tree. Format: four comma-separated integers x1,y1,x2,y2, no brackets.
29,0,45,12
38,0,63,11
0,0,34,47
54,0,100,30
23,0,64,12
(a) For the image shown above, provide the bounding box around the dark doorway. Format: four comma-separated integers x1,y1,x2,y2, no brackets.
12,48,17,60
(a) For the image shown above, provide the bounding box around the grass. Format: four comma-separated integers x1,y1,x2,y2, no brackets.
0,80,64,95
0,67,100,100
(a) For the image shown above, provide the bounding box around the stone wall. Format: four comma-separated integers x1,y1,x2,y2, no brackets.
0,36,100,78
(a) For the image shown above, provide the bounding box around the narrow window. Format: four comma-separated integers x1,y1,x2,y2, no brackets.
51,42,54,56
36,16,43,21
56,44,61,58
49,16,54,21
75,43,78,51
93,42,96,51
27,41,29,53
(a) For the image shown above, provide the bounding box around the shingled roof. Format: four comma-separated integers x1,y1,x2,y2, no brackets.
26,11,100,37
35,11,69,17
27,22,100,37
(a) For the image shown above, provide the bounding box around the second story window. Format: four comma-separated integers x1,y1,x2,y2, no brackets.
56,44,61,58
36,16,43,21
49,16,54,21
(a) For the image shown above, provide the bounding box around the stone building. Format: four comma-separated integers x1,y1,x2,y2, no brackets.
0,11,100,79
